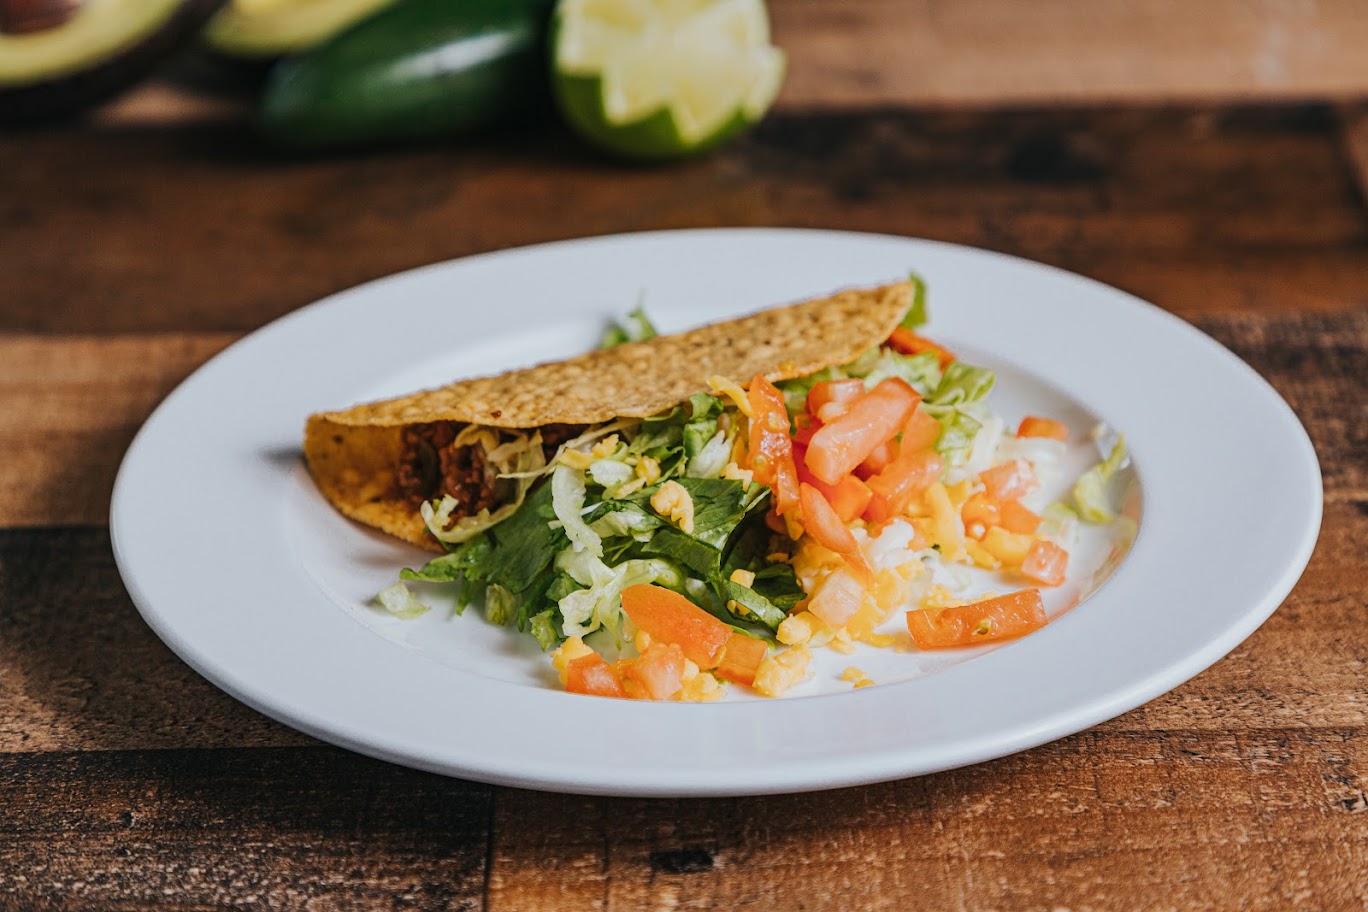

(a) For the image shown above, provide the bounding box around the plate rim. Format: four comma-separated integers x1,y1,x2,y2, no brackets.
110,227,1323,796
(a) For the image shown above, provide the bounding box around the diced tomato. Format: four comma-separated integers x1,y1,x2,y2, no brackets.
979,458,1038,501
905,589,1047,648
1017,416,1069,442
901,408,942,453
805,378,920,485
807,568,866,629
864,449,943,525
806,379,866,421
621,584,732,669
796,450,874,523
996,499,1042,535
617,642,687,700
1021,540,1069,587
747,374,801,516
855,439,897,479
792,413,821,446
961,492,1001,535
715,632,768,687
854,408,936,481
565,653,628,698
799,483,873,582
888,327,957,368
823,475,875,523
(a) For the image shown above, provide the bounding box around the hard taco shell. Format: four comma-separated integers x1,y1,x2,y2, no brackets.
305,281,913,549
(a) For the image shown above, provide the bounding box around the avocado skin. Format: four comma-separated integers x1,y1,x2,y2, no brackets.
257,0,556,149
0,0,226,124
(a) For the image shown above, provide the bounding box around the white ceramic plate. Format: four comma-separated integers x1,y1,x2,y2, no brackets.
111,229,1321,797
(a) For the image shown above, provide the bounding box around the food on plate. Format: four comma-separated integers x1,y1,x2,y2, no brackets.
306,278,1129,701
304,281,914,547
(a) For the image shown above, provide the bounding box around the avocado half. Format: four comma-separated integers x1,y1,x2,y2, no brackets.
0,0,225,123
202,0,399,59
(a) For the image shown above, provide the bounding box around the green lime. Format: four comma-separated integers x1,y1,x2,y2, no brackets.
551,0,785,161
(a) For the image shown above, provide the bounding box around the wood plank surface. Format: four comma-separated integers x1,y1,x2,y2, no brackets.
3,106,1365,335
1,100,1365,910
91,0,1368,129
771,0,1368,108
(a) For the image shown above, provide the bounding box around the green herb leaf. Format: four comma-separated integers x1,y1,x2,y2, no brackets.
599,305,658,348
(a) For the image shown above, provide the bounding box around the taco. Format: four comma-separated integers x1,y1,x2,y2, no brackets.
304,281,917,551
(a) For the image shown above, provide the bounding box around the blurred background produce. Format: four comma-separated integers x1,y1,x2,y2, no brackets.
0,0,225,122
0,0,789,159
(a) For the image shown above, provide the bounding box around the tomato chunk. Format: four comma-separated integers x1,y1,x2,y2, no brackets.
901,408,942,453
621,584,731,669
888,327,957,367
792,412,821,446
855,439,897,479
996,499,1041,535
1021,540,1069,587
805,378,920,485
961,492,1001,535
980,458,1038,501
747,375,801,516
565,653,628,698
617,642,687,700
796,447,874,523
799,483,873,582
864,449,942,525
1017,416,1069,442
715,632,768,687
905,589,1047,648
806,378,866,421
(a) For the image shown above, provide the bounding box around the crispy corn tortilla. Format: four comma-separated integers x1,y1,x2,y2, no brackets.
305,281,913,549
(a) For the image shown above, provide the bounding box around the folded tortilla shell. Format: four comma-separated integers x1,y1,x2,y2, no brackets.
305,281,913,549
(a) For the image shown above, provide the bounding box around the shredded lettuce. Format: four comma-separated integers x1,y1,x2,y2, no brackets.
1074,434,1129,523
555,552,686,639
686,430,731,478
551,465,602,557
484,583,517,626
1039,501,1080,549
921,362,998,471
528,609,561,650
722,580,788,628
857,349,943,396
898,271,929,330
600,306,658,348
375,582,430,619
588,458,634,487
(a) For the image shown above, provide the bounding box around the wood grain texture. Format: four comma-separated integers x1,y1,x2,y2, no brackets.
0,527,312,752
2,106,1364,334
487,728,1366,912
90,0,1368,129
0,748,492,911
0,334,237,527
770,0,1368,108
1,101,1366,910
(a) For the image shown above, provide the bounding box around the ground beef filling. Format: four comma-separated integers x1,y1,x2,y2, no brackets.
397,421,586,516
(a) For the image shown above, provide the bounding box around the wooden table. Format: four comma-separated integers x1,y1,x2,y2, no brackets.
4,78,1368,909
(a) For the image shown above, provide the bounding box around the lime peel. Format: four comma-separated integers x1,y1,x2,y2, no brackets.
552,0,786,160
